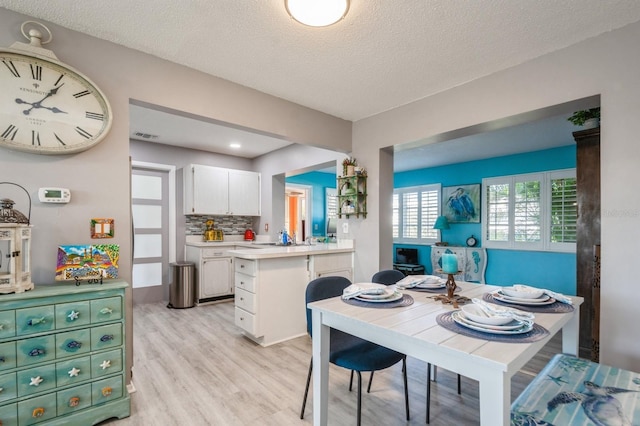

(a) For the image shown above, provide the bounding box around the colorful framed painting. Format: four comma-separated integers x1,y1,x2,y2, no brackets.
91,218,114,238
55,244,119,281
442,184,481,223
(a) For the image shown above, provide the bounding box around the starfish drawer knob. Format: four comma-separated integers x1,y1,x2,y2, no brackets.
68,310,80,321
68,367,81,377
100,360,111,370
30,376,44,386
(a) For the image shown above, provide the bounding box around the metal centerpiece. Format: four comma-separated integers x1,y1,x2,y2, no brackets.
0,183,33,293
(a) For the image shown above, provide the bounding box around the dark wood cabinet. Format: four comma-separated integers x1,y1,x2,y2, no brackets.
574,127,600,360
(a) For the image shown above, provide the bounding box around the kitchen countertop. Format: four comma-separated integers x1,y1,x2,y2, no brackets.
229,241,355,259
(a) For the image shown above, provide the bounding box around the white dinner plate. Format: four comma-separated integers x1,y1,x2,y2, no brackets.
357,287,396,300
458,311,530,331
501,286,544,299
497,290,550,303
415,280,446,289
492,291,556,306
452,311,533,335
355,290,403,303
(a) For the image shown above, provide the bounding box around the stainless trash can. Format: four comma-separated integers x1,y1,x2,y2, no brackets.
168,262,196,309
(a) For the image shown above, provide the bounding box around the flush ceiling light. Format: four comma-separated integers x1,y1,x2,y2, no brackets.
285,0,350,27
229,143,241,149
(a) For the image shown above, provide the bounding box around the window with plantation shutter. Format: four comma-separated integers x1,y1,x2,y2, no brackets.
549,171,577,250
482,169,576,252
393,184,440,244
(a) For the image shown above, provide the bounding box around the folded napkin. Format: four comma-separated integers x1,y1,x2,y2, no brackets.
472,298,535,322
512,284,573,305
342,283,387,300
396,275,441,289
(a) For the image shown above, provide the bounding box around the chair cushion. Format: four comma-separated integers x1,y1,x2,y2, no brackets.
511,354,640,425
331,340,405,372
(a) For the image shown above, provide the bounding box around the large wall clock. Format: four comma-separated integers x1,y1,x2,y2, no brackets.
0,22,112,155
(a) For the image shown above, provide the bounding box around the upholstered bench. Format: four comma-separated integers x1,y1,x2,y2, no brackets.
511,354,640,425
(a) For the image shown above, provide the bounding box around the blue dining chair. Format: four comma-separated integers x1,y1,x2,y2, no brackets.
371,269,461,424
300,276,410,425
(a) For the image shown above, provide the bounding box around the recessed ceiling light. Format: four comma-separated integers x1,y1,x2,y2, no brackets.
230,143,241,149
285,0,349,27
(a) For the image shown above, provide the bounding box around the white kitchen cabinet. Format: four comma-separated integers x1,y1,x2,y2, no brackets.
234,256,309,347
309,252,353,281
233,250,356,347
430,246,487,283
183,164,260,216
185,245,234,303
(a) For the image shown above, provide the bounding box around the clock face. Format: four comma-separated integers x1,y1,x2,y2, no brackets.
0,50,112,154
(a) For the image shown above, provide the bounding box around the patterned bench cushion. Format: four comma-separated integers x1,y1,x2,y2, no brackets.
511,353,640,425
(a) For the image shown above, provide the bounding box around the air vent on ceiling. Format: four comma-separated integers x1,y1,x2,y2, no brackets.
133,132,159,139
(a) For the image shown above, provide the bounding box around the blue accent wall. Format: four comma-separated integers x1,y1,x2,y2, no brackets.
286,171,336,236
393,145,577,294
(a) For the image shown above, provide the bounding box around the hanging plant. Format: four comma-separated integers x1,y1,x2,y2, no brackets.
567,107,600,126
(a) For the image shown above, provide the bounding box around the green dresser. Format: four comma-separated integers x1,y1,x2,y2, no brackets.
0,281,130,425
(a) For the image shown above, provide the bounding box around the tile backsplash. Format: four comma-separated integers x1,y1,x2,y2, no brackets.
185,215,253,236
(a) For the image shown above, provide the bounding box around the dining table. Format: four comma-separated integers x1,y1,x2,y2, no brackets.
308,281,583,426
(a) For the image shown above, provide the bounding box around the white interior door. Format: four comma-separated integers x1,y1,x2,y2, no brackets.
131,166,170,303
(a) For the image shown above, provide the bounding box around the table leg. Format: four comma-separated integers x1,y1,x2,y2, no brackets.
478,372,510,426
312,310,330,426
562,307,580,356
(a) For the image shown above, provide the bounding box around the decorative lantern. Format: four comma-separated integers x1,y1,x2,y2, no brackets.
0,183,33,294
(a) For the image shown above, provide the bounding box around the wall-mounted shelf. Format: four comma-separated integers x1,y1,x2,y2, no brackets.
337,175,367,218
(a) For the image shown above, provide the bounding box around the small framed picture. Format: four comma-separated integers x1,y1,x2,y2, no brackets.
91,218,114,238
442,184,480,223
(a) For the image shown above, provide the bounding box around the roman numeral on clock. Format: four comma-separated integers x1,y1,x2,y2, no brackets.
1,124,18,140
32,130,41,146
54,133,66,146
86,112,104,121
30,64,42,81
73,90,91,98
2,60,20,77
75,127,93,139
54,74,64,86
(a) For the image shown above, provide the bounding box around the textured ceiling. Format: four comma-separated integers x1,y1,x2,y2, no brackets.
1,1,640,122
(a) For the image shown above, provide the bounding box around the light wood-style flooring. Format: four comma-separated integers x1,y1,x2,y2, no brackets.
104,300,561,426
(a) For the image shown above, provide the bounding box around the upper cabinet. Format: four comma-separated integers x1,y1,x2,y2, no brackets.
184,164,261,216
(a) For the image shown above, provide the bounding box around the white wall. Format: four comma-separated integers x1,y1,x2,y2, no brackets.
352,22,640,370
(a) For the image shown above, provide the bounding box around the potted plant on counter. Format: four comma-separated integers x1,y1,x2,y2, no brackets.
567,107,600,129
342,157,357,176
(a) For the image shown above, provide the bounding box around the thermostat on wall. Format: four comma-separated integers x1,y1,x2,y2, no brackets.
38,188,71,203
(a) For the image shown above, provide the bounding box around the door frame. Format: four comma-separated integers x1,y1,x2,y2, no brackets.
285,183,312,241
131,161,177,265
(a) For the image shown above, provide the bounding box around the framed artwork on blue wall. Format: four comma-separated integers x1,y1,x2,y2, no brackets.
442,184,480,223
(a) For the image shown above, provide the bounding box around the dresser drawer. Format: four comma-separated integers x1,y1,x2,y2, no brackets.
234,272,256,292
17,364,56,397
16,335,55,367
55,301,91,329
0,310,16,339
0,372,17,403
0,402,17,426
91,348,123,378
16,306,55,336
18,393,57,425
92,375,123,406
235,307,258,336
55,329,91,359
91,323,122,351
57,383,92,416
56,356,91,387
235,288,256,313
91,297,123,324
235,258,256,276
0,341,16,371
